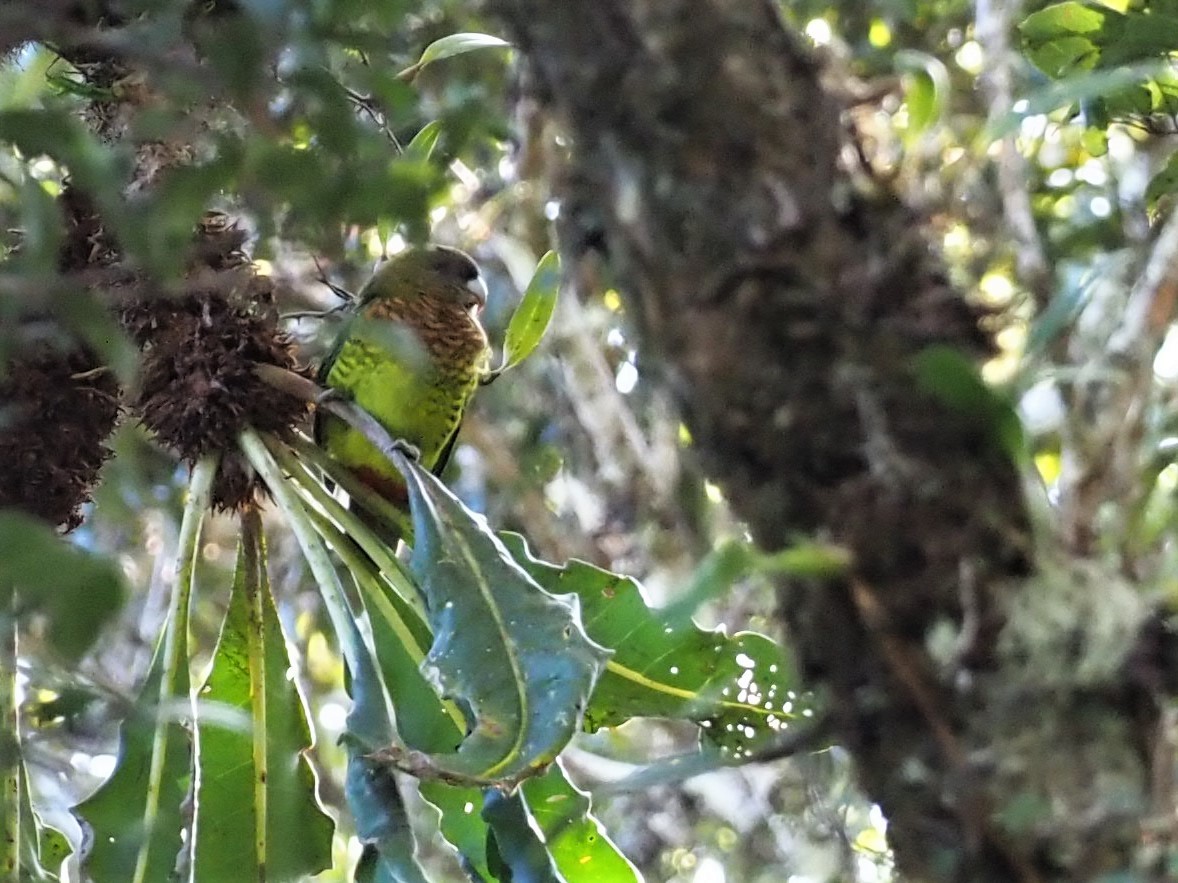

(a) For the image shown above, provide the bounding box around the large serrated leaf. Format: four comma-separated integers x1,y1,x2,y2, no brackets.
73,636,192,882
275,436,635,876
393,454,609,782
192,520,333,882
354,564,492,880
72,457,217,883
501,534,806,758
357,547,637,881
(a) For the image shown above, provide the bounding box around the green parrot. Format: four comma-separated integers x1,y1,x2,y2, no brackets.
315,245,491,534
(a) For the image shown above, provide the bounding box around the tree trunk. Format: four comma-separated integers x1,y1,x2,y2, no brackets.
488,1,1174,878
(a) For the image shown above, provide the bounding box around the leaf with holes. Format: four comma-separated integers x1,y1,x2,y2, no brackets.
501,533,808,759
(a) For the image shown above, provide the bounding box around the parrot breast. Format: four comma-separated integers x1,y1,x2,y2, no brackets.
317,290,489,503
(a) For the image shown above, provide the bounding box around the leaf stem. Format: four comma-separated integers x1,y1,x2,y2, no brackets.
266,435,421,614
239,509,271,872
240,432,364,679
135,454,217,883
0,597,19,879
241,429,398,750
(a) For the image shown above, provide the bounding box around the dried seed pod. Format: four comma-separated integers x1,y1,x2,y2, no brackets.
0,337,121,531
123,214,310,510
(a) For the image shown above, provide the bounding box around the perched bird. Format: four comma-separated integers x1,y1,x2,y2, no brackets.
315,246,491,535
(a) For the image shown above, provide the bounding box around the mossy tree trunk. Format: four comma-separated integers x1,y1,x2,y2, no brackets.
488,1,1177,878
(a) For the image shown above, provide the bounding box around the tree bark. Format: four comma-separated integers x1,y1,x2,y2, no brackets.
489,1,1173,879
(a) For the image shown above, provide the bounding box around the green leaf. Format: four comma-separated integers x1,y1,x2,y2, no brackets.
239,433,424,879
0,47,60,110
895,51,950,136
37,822,71,880
57,296,140,388
348,757,431,883
598,745,731,795
1020,2,1111,77
192,518,333,882
355,549,632,882
911,345,1027,465
280,438,634,877
521,762,640,882
0,511,125,661
986,64,1164,137
73,636,192,882
483,789,561,883
404,120,443,161
1106,11,1178,69
13,173,61,275
392,454,610,783
758,541,852,579
416,33,511,70
1026,265,1101,358
74,457,215,883
0,726,16,879
1081,126,1109,157
350,561,492,880
661,539,849,626
0,108,124,195
122,159,237,278
326,545,430,879
500,250,561,374
0,108,129,247
660,540,757,625
3,738,67,881
1020,3,1178,77
500,534,806,759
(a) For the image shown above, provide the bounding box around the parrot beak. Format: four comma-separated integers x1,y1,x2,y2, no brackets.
464,275,488,314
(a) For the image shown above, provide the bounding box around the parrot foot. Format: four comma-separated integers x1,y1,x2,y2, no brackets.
387,438,422,462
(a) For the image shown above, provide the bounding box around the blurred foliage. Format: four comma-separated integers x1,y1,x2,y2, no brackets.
7,0,1178,880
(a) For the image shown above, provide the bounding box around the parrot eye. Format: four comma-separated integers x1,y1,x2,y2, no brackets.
463,274,488,313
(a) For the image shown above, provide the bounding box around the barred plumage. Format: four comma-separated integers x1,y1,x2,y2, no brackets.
316,246,490,518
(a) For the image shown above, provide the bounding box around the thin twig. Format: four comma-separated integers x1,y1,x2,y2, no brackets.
1061,208,1178,551
975,0,1051,305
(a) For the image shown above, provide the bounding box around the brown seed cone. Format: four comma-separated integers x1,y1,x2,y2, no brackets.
0,338,121,532
122,214,311,510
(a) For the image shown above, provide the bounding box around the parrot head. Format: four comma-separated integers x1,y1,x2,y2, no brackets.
359,245,488,317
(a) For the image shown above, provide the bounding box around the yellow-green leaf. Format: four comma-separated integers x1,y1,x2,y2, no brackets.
501,250,561,373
